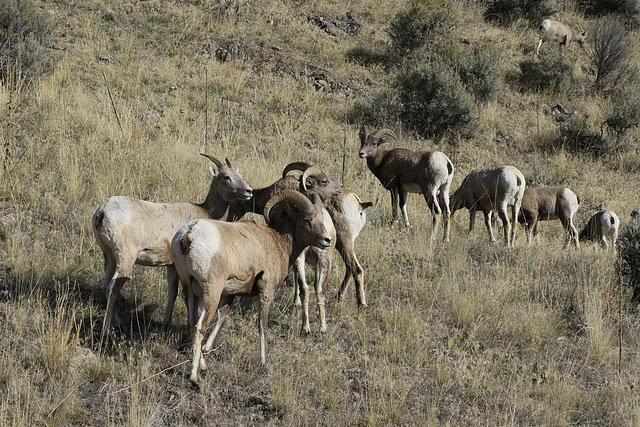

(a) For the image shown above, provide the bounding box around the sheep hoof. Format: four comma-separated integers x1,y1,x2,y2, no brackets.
189,376,202,391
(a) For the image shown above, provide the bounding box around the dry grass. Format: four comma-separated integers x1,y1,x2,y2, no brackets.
2,0,640,425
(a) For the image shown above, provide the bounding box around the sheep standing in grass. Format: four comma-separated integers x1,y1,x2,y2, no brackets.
92,154,252,338
579,210,619,249
518,187,580,249
536,19,587,55
358,125,454,242
450,166,525,247
171,190,332,387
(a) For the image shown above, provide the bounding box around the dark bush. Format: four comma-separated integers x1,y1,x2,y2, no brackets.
518,52,574,93
617,219,640,304
0,0,54,86
456,44,503,102
345,46,389,67
349,87,402,128
484,0,556,26
586,17,635,92
578,0,640,28
602,83,640,137
387,0,457,57
398,61,476,139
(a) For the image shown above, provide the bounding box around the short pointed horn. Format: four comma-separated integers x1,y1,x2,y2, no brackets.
282,162,313,179
225,157,232,168
264,190,315,224
200,153,223,168
301,166,323,192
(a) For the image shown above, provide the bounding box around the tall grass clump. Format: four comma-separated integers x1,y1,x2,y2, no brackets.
0,0,54,86
602,82,640,139
586,17,636,92
518,51,574,93
617,219,640,303
483,0,555,26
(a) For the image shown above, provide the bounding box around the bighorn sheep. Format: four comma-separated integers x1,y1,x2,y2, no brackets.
536,19,586,56
450,166,525,247
518,187,580,248
171,190,332,386
358,126,454,242
228,162,340,334
92,154,252,338
579,210,619,249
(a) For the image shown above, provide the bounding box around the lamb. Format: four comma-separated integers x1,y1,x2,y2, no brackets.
171,190,332,386
518,187,580,248
450,166,525,247
579,210,619,249
92,154,252,338
536,19,587,56
358,125,454,242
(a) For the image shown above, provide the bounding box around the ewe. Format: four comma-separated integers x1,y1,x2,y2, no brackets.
92,154,252,337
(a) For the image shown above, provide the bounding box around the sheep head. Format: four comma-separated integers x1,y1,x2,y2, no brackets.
201,153,253,202
281,162,342,200
358,125,397,159
264,190,332,249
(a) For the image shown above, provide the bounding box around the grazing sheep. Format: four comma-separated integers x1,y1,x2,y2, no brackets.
171,191,332,386
518,187,580,248
450,166,526,247
536,19,586,55
92,154,252,338
579,210,619,249
358,125,454,242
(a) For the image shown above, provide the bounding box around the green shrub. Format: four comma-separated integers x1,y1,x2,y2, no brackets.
0,0,54,86
398,61,476,139
349,87,402,128
484,0,556,26
617,219,640,304
387,0,457,56
603,83,640,137
586,17,636,92
456,44,503,102
518,52,574,93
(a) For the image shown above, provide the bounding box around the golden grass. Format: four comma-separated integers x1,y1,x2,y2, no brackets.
2,0,640,425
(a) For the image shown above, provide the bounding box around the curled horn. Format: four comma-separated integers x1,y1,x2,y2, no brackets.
200,153,223,168
301,166,324,192
264,190,315,225
282,161,313,179
371,128,398,143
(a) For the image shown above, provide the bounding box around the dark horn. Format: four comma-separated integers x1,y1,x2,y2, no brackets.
200,153,223,168
282,161,313,179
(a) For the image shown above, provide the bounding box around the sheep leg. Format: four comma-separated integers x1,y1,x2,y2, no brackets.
510,204,519,246
468,207,478,234
162,264,180,328
314,249,331,333
484,210,497,242
389,188,399,223
190,282,221,386
293,250,307,306
526,218,537,244
257,278,274,366
200,295,234,371
299,256,311,335
102,272,129,338
438,190,451,243
496,208,510,247
399,190,410,226
424,192,440,241
536,38,543,55
337,241,367,307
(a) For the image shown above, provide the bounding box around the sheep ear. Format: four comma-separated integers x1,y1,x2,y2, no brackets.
304,176,317,190
208,163,219,178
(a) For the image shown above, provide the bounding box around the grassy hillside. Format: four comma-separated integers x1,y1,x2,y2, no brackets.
1,0,640,424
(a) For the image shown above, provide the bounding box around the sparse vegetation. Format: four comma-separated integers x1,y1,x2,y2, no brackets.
1,0,640,425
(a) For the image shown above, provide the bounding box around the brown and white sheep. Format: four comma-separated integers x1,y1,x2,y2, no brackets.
579,210,619,249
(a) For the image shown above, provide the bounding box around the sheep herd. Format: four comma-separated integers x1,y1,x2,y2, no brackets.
92,125,628,388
